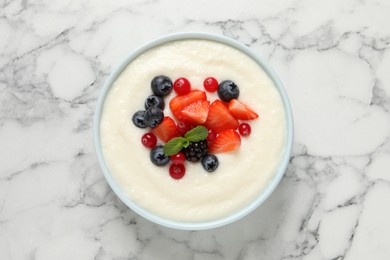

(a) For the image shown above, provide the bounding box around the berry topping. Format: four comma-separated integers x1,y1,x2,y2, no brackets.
151,75,173,97
163,126,208,156
184,125,209,142
183,140,208,162
134,74,258,175
150,145,170,166
204,100,239,133
152,116,179,143
203,77,219,92
218,80,239,102
132,110,148,128
170,152,186,164
144,107,164,128
209,129,241,154
141,132,157,148
145,95,165,110
173,77,191,95
228,99,258,120
238,123,251,137
207,129,217,142
178,100,210,125
201,154,219,172
176,121,192,136
170,90,207,119
169,163,186,179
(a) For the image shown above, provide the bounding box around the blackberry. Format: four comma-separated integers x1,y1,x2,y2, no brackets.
182,140,208,162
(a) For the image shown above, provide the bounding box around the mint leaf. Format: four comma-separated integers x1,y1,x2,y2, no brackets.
185,126,208,142
163,126,208,155
163,137,187,156
182,139,190,148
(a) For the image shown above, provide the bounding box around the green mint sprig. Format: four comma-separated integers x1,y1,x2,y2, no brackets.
163,137,189,155
163,126,208,156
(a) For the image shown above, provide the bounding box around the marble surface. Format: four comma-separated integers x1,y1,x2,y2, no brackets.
1,0,390,259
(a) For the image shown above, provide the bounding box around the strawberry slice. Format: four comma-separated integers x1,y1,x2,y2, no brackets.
170,90,207,119
177,100,210,125
228,99,259,120
209,129,241,154
152,116,179,143
204,100,239,133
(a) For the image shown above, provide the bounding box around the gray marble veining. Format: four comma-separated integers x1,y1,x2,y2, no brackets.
1,0,390,259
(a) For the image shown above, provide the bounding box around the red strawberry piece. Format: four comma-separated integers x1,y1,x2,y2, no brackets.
152,116,179,143
209,129,241,154
228,99,259,120
177,100,210,125
204,99,239,133
169,90,207,119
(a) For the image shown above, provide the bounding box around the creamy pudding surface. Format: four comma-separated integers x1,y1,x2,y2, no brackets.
100,39,286,222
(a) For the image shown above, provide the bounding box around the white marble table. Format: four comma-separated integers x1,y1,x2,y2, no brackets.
1,0,390,259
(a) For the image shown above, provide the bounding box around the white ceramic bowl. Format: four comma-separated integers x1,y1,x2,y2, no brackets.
94,32,293,230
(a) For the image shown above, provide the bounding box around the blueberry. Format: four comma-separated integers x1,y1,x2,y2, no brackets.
145,95,165,110
132,110,147,128
144,107,164,128
150,145,170,166
151,75,173,97
201,154,219,172
218,80,239,102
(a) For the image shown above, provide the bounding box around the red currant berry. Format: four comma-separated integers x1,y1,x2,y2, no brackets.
203,77,218,92
169,163,186,179
170,152,186,164
207,129,217,142
238,123,251,137
173,77,191,95
141,132,157,148
176,121,191,136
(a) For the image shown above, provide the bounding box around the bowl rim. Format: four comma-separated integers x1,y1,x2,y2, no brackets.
93,32,294,230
